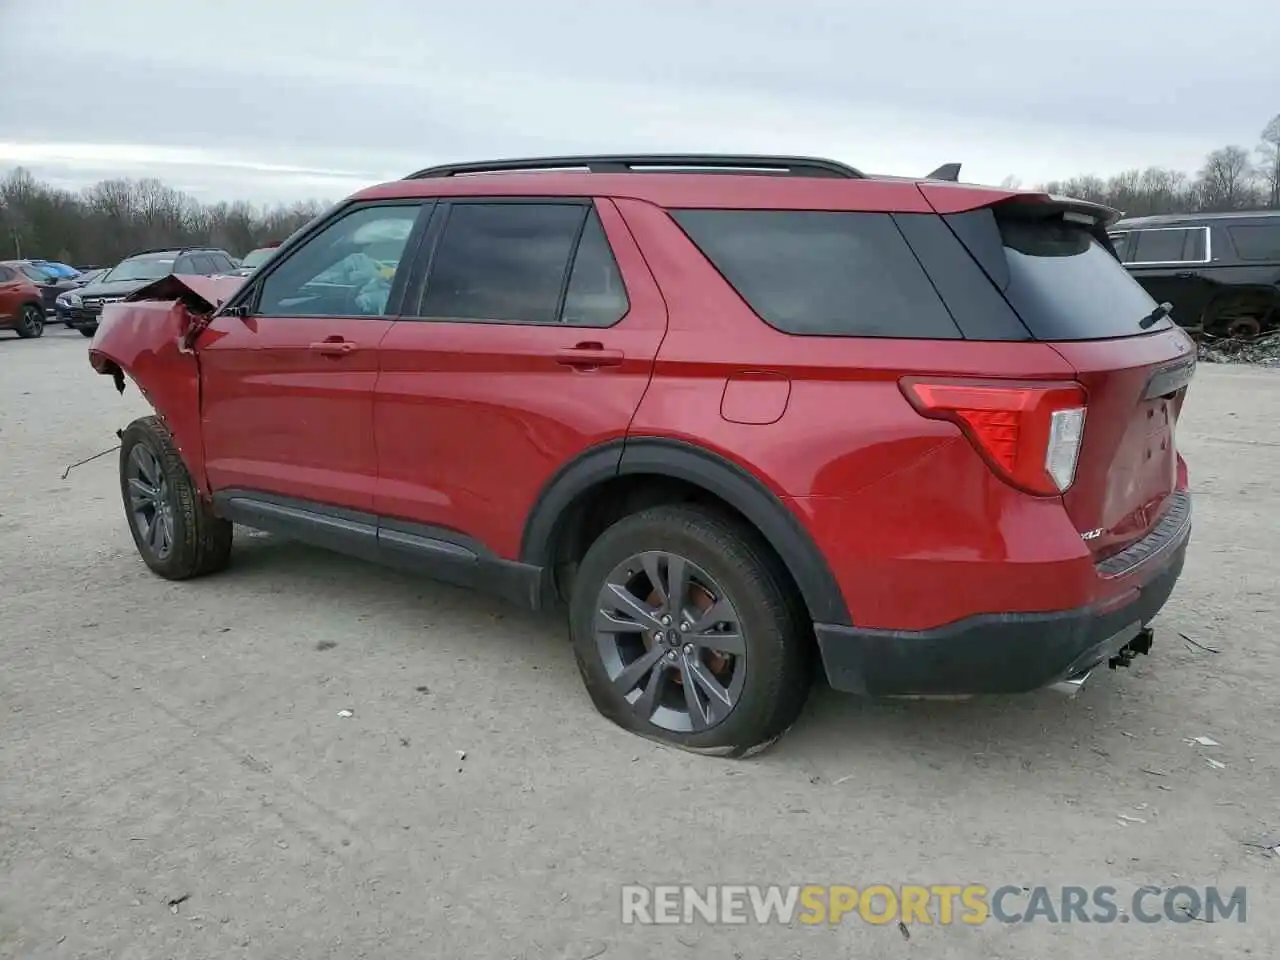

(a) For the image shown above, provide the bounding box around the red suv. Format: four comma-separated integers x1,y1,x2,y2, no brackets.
89,154,1194,756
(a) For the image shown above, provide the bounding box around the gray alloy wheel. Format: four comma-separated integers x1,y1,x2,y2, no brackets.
594,550,748,733
569,504,813,757
117,416,233,580
125,442,176,562
15,305,44,338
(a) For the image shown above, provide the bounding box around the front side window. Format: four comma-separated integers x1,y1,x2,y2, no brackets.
1130,228,1207,264
1227,223,1280,261
256,204,423,318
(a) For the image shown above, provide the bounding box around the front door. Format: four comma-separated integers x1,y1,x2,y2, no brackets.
197,201,430,512
374,198,668,557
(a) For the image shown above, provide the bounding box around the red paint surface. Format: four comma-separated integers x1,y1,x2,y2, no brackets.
88,172,1188,633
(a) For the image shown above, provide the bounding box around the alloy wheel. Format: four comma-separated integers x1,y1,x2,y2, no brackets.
126,444,176,560
593,551,746,733
20,306,44,337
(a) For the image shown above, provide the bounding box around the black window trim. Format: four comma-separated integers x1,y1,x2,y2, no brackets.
1127,225,1212,266
219,198,435,320
401,196,630,329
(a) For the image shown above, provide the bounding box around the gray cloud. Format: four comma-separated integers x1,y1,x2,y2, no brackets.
1,0,1276,202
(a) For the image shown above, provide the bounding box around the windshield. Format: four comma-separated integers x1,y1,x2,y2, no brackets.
19,264,58,282
241,248,276,269
103,258,174,283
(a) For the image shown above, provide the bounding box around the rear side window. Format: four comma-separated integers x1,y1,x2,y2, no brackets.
671,210,961,339
0,266,15,281
992,213,1167,340
1228,224,1280,261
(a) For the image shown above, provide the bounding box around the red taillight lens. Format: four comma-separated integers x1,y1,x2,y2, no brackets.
900,378,1087,496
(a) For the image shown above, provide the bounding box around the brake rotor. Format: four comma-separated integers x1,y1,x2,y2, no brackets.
644,581,733,681
1227,316,1262,340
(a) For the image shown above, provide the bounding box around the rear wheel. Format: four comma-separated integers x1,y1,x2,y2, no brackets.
569,505,812,757
14,305,44,339
119,416,233,580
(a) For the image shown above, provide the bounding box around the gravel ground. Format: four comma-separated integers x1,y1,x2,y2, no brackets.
2,327,1278,959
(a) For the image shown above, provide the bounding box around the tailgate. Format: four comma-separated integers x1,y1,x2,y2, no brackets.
1048,329,1194,558
928,192,1197,557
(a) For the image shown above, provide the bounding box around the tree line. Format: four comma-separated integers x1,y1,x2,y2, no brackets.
3,113,1278,268
0,167,329,268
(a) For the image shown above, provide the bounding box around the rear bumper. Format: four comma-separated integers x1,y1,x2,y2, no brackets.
815,506,1190,696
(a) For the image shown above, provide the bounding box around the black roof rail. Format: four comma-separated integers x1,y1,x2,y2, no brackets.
406,154,866,180
129,246,223,257
925,163,961,181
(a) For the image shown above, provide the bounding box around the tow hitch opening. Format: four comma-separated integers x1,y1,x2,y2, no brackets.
1109,625,1155,670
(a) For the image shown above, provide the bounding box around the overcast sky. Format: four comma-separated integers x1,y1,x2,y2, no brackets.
2,0,1277,205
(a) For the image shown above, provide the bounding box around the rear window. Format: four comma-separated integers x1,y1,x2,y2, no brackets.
995,214,1170,340
1227,223,1280,261
671,210,961,339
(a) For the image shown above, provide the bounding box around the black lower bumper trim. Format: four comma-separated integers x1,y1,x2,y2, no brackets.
815,538,1187,696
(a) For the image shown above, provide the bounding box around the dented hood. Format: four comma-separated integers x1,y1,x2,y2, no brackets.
124,273,245,313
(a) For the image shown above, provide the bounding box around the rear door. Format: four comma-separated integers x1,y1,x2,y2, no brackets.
1126,226,1216,330
928,194,1195,560
374,197,667,557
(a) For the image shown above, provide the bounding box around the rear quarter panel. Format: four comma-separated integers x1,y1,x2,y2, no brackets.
615,197,1100,630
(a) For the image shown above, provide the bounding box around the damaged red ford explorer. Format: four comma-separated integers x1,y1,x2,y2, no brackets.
89,154,1195,756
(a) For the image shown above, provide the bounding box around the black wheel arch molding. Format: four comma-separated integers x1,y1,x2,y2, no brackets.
520,436,852,626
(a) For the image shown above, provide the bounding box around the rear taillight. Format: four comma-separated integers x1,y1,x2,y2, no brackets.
900,378,1087,496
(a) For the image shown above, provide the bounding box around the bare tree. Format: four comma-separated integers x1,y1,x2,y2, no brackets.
1260,113,1280,209
1195,146,1261,212
0,167,328,267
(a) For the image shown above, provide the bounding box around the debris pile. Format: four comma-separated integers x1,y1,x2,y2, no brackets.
1196,331,1280,367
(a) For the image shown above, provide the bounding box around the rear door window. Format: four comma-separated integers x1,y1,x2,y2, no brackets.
671,210,961,338
413,202,612,325
1227,223,1280,261
1131,228,1207,264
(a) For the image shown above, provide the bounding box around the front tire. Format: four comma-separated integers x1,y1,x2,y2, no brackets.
119,416,233,580
14,305,44,338
569,505,812,757
78,323,96,338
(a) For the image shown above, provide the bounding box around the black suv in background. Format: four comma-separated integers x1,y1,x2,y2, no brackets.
67,247,238,337
1109,211,1280,339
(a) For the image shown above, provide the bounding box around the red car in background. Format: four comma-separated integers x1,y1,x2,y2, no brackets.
0,262,46,338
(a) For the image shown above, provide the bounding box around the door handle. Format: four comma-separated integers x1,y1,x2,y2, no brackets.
309,338,356,357
1175,272,1196,279
555,342,624,369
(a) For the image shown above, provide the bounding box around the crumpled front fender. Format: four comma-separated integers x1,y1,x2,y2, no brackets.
87,274,242,494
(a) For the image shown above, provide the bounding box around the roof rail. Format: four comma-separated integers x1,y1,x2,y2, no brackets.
406,154,866,180
129,246,220,257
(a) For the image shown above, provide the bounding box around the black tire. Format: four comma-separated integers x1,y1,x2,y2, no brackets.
569,504,812,757
119,416,233,580
78,324,96,338
14,304,44,339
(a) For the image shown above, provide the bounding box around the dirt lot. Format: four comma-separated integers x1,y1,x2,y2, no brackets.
2,328,1278,959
